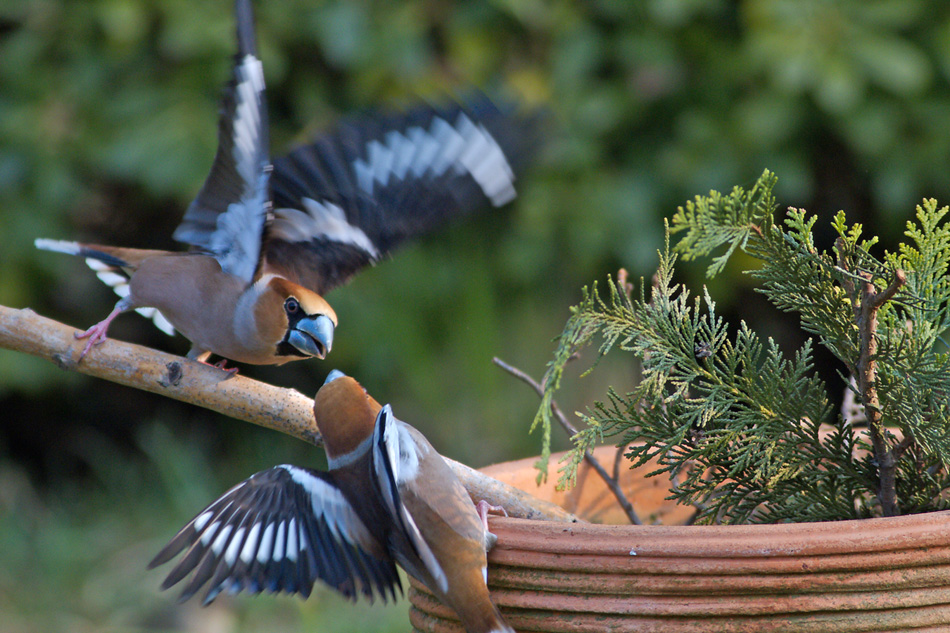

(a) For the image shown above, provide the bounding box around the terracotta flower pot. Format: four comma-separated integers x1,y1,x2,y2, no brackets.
408,447,950,632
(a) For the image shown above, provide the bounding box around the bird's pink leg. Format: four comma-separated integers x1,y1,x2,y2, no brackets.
189,350,240,376
75,299,130,360
208,358,239,376
476,500,508,531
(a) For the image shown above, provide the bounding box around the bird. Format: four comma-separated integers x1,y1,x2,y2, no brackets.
35,0,539,369
149,369,514,633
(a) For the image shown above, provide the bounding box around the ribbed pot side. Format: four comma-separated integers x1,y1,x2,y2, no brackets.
408,447,950,632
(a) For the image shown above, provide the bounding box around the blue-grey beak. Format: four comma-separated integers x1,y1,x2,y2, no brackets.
287,314,334,359
324,369,346,385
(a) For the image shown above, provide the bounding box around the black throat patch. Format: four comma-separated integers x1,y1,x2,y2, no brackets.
276,311,311,357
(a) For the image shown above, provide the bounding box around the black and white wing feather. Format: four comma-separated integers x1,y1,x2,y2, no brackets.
148,464,401,605
172,0,271,284
265,95,542,294
371,405,448,593
32,239,176,336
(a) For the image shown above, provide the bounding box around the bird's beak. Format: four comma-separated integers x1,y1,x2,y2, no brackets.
288,314,335,359
324,369,346,384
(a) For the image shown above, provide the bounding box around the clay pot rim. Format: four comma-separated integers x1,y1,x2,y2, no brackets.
487,509,950,558
482,446,950,557
410,453,950,632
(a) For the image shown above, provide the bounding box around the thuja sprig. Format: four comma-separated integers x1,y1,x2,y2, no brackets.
536,170,950,523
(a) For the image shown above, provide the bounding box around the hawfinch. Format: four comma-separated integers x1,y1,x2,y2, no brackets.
36,0,538,368
149,370,513,633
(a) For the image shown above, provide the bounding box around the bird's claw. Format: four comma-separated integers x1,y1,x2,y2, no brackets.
476,500,508,530
213,359,239,375
75,322,110,360
73,302,128,361
196,357,240,377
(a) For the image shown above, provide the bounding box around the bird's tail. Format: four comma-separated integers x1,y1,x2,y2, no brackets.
486,606,515,633
35,239,135,267
35,239,175,336
474,605,515,633
452,588,515,633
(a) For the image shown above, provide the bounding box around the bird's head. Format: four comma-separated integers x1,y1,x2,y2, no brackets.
313,370,382,460
258,277,337,361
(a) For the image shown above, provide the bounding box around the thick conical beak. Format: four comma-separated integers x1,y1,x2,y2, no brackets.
324,369,346,385
287,314,335,359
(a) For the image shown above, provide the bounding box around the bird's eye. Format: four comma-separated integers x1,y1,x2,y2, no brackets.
285,298,300,314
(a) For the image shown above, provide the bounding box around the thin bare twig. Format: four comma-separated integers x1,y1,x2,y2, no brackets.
0,305,576,523
493,356,642,525
613,444,625,482
666,459,710,525
892,433,916,462
856,269,907,517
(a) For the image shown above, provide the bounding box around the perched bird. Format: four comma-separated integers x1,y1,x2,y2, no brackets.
36,0,539,368
149,370,513,633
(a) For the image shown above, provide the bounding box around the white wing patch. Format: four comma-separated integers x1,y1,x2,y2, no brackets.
271,199,380,259
272,520,286,562
240,521,262,564
455,116,517,206
355,138,396,192
353,113,516,207
256,521,275,563
194,510,214,531
201,521,221,546
202,511,320,570
34,239,175,335
205,53,270,283
408,126,440,178
210,524,234,556
223,526,246,566
372,406,448,594
151,460,403,604
83,258,176,336
392,424,422,483
286,518,299,562
279,464,376,546
208,188,268,283
232,55,265,184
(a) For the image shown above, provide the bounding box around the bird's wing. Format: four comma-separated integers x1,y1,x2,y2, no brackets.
401,424,488,546
148,464,401,605
371,404,449,594
172,0,271,284
33,239,176,335
263,94,541,294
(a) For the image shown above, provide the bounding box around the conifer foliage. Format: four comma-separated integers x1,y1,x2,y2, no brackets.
537,170,950,524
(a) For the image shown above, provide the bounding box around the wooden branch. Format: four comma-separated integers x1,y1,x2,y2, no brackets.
0,305,575,523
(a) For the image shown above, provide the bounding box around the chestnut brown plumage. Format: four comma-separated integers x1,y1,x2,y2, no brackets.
36,0,540,368
150,370,513,633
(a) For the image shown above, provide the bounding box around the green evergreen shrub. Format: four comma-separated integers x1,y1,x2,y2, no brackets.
537,170,950,524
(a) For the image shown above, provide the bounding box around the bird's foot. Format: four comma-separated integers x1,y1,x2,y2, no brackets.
74,312,120,360
476,500,508,531
213,358,239,374
197,357,240,377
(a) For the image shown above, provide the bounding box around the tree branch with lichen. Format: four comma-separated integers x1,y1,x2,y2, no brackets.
0,304,575,523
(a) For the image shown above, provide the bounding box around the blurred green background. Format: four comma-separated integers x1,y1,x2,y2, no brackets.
4,0,950,631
